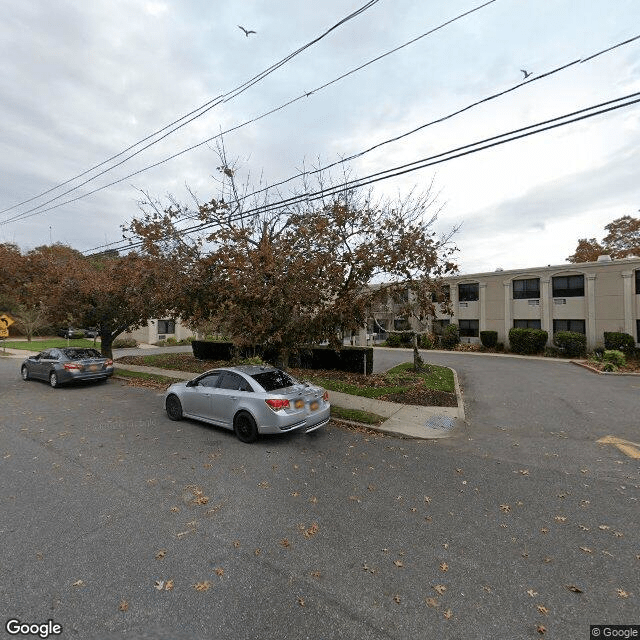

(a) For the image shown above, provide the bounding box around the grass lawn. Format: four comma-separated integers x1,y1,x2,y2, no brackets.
113,368,183,388
1,338,100,351
304,362,455,398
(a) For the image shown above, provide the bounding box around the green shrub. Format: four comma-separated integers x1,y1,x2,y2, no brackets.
508,328,548,354
385,333,404,348
419,332,435,349
480,330,498,349
553,331,586,357
603,331,635,355
112,337,138,348
602,349,626,368
544,345,562,358
385,332,414,348
441,324,460,350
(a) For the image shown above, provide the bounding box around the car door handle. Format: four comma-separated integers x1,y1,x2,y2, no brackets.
230,396,238,401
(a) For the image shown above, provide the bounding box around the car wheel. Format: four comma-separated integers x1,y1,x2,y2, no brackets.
165,395,183,421
233,411,258,443
21,365,30,381
49,372,59,388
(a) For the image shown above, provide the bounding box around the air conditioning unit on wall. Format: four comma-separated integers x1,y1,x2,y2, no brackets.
553,298,567,305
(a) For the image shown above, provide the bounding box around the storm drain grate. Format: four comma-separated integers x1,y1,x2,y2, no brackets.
424,415,456,431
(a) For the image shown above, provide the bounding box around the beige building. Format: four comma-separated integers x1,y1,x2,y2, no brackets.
374,255,640,350
122,317,196,345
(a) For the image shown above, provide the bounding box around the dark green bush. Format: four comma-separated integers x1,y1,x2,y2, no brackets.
508,328,548,355
480,330,498,349
112,337,138,348
603,331,635,355
385,332,414,348
553,331,586,357
441,324,460,350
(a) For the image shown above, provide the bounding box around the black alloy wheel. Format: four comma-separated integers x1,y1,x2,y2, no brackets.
233,412,259,443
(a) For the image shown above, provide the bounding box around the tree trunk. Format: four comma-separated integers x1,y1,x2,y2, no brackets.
100,332,114,359
412,333,424,371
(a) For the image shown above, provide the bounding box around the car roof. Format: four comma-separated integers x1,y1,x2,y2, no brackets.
202,365,280,376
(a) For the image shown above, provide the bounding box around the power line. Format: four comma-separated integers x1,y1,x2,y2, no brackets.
78,28,640,253
1,0,499,226
10,24,637,230
88,92,640,255
0,0,382,218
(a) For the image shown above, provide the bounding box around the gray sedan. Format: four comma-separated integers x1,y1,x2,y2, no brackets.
164,365,330,443
21,347,114,388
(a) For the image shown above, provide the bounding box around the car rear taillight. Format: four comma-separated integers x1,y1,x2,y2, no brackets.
105,359,113,366
323,391,329,402
265,398,290,411
63,363,81,370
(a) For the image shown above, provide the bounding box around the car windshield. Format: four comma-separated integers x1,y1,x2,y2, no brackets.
62,348,102,359
250,369,298,391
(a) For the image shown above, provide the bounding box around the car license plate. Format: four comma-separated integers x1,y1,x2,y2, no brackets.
310,400,319,411
90,364,99,371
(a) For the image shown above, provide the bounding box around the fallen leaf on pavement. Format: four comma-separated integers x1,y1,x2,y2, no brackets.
394,560,404,568
193,581,211,592
297,596,305,606
433,584,447,595
527,589,538,597
579,547,593,554
155,550,167,560
537,605,549,615
616,589,629,598
72,580,84,588
536,624,547,635
303,522,319,539
443,609,453,619
565,585,583,593
439,562,449,572
500,504,511,513
119,600,129,611
425,597,438,608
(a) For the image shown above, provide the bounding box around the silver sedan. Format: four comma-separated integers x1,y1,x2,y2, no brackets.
21,347,114,387
164,365,330,443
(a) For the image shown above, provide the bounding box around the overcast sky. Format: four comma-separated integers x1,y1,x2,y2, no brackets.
1,0,639,274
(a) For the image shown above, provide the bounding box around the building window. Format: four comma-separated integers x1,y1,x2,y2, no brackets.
157,319,176,334
552,275,584,297
513,278,540,299
432,319,450,335
636,270,640,295
553,319,585,334
637,319,640,342
459,319,479,337
458,283,479,302
513,319,541,329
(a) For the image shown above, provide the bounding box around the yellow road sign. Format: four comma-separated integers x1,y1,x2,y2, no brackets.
0,313,15,327
597,435,640,459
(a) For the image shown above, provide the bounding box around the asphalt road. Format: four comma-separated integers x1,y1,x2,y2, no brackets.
0,352,638,639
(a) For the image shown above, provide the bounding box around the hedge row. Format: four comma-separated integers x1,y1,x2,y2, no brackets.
191,341,373,374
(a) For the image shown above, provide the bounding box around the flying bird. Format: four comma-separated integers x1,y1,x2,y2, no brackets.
520,69,532,79
238,25,256,37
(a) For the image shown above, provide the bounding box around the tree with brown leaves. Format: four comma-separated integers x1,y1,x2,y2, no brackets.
124,153,458,366
567,214,640,262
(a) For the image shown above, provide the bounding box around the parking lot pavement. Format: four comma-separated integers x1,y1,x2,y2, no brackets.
1,356,638,639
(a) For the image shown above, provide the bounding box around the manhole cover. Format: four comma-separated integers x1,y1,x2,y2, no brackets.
424,415,456,431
